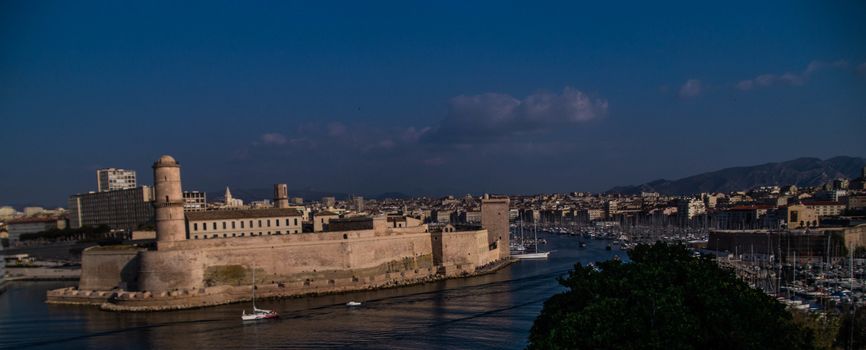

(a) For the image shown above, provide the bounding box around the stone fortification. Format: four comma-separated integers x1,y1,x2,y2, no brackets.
137,222,439,292
50,225,504,311
78,246,144,290
47,155,509,311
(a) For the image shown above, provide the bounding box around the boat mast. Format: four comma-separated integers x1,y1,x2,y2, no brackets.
252,263,256,309
534,221,538,254
521,216,525,248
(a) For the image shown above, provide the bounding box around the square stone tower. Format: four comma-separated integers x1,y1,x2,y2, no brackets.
481,194,510,259
274,183,289,208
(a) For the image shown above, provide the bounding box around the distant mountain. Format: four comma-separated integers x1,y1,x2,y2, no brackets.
607,156,866,195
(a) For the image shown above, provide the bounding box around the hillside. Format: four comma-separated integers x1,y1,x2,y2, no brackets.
607,156,866,195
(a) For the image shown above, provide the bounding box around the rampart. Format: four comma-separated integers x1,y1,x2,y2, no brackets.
79,246,143,290
48,225,505,311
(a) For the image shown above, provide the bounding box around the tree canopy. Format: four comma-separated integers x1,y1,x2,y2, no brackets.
19,224,112,242
528,242,815,350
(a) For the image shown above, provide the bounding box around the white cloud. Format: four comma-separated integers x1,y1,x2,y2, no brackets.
260,133,287,145
737,60,849,91
430,87,608,143
678,79,702,98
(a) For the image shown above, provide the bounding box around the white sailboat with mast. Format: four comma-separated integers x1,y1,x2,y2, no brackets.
241,263,279,321
512,221,550,260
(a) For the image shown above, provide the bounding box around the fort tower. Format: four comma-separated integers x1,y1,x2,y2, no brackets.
274,183,289,208
153,155,186,243
481,194,510,259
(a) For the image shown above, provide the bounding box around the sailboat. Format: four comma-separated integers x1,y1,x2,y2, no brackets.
510,219,527,254
241,263,279,321
513,221,550,260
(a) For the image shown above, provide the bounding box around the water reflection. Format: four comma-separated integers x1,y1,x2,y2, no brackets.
0,234,624,350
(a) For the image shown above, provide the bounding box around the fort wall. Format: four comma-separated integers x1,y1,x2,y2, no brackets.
128,227,467,293
433,229,501,276
78,246,143,290
53,227,507,311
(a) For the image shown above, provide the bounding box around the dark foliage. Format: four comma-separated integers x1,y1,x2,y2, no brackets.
528,242,815,349
19,225,112,242
835,305,866,349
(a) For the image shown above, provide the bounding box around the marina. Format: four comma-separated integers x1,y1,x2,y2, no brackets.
515,221,866,314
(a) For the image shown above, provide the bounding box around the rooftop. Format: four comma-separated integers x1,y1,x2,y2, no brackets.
802,201,845,206
186,208,303,221
6,216,64,224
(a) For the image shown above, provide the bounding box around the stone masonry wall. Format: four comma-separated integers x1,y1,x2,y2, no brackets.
434,229,501,276
135,228,444,292
79,246,143,290
78,226,499,297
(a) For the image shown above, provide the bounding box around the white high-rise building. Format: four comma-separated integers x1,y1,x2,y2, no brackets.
97,168,137,192
183,191,207,211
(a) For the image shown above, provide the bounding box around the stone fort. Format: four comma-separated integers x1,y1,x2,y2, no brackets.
48,155,510,311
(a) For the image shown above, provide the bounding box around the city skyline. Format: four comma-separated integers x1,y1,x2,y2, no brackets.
3,1,866,206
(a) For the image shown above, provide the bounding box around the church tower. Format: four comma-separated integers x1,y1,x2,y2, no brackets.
153,155,186,242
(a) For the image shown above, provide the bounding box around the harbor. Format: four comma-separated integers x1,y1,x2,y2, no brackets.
519,221,866,317
0,233,622,349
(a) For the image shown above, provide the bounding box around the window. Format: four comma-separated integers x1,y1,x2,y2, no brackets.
213,222,217,230
232,221,236,229
258,220,262,227
241,221,245,228
294,218,298,225
194,223,198,231
250,220,253,228
276,219,280,227
286,219,289,226
223,222,226,229
267,219,271,227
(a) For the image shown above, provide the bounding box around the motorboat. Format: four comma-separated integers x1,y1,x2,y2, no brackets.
346,301,363,306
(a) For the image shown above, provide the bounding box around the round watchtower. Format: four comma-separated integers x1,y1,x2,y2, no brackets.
153,155,186,242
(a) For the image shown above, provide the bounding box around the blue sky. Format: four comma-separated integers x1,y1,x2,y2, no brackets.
2,1,866,206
